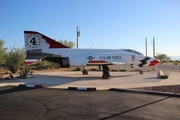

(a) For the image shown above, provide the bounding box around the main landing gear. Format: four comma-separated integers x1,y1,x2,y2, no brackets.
139,67,144,74
140,70,144,74
82,66,88,75
82,65,111,79
102,65,111,79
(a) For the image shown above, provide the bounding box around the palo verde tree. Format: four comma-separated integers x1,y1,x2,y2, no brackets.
58,40,75,48
155,53,171,63
4,46,25,73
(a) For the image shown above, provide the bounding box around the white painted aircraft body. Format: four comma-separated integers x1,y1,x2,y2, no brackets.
24,31,160,79
42,49,137,66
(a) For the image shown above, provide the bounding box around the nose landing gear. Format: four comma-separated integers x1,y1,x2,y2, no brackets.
139,67,144,74
82,66,88,75
102,65,111,79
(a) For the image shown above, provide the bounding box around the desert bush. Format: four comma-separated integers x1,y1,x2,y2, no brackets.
91,68,98,71
32,60,45,70
174,63,178,65
4,47,25,73
0,39,7,66
19,65,31,79
119,69,127,72
31,60,59,70
73,67,81,71
160,75,168,79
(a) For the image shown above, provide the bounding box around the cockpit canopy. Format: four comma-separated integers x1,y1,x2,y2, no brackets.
123,49,143,55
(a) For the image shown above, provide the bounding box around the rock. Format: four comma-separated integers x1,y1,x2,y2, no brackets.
157,70,164,78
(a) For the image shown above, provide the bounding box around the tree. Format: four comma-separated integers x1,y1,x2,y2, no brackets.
155,53,171,62
0,39,7,65
58,40,75,48
4,46,25,73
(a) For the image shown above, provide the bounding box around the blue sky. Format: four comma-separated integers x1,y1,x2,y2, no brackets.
1,0,180,59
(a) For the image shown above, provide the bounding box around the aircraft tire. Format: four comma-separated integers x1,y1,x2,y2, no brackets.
102,74,109,79
82,70,88,75
140,71,144,74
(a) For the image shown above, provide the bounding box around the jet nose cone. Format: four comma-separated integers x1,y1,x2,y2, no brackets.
149,58,161,66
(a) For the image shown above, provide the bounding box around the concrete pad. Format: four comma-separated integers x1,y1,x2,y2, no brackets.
0,71,179,90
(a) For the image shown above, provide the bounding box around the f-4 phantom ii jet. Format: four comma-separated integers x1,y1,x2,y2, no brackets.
24,31,160,79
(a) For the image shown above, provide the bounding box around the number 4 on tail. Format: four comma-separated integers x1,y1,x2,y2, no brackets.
30,37,37,45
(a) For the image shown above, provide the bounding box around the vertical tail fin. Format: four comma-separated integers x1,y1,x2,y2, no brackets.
24,31,69,50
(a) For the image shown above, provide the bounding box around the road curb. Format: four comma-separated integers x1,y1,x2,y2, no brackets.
68,87,96,91
18,84,43,88
109,88,180,97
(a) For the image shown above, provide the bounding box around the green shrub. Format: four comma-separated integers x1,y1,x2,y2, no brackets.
31,60,59,70
119,69,127,72
4,47,25,73
160,75,168,79
112,69,118,72
174,63,178,65
0,39,7,66
90,68,98,71
19,65,31,79
73,67,81,71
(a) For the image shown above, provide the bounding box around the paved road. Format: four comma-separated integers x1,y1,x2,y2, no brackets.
0,86,180,120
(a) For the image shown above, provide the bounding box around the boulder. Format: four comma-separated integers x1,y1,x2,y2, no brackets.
157,70,164,78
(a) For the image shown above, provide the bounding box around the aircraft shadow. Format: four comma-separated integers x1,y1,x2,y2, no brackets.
111,75,133,78
99,96,171,120
145,77,161,80
0,86,37,94
6,72,136,88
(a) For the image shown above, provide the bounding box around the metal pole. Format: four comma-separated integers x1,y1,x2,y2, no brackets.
76,26,78,49
153,37,155,57
145,37,147,56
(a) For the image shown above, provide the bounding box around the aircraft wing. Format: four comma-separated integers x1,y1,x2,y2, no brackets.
24,49,49,64
24,49,69,67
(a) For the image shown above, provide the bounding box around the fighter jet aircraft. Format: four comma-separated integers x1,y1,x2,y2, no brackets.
24,31,160,79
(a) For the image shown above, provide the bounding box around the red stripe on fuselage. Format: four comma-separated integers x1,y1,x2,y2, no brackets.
88,60,107,63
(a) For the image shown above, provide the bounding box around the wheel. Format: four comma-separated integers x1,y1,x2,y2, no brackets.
140,71,144,74
82,70,88,75
102,74,109,79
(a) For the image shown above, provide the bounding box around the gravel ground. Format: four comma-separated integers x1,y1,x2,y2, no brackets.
134,85,180,94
